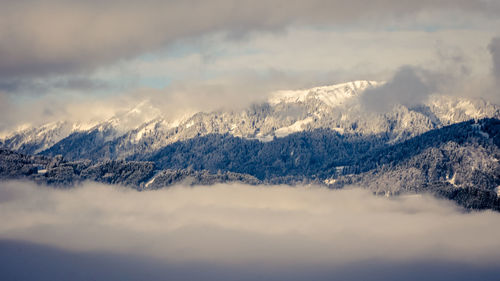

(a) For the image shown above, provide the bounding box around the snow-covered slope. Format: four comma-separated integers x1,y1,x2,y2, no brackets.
0,121,96,154
0,100,164,155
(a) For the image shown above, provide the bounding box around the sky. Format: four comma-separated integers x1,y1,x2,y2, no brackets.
0,0,499,132
1,181,500,281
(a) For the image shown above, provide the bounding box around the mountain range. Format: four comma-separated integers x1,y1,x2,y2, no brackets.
1,80,499,210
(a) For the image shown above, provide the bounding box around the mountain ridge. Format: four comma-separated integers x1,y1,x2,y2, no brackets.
1,118,499,210
3,80,498,161
1,81,499,210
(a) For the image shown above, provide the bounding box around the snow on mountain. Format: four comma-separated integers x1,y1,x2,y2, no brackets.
274,117,314,138
0,100,168,155
2,80,500,160
83,82,497,160
269,80,381,106
0,121,92,154
428,95,500,125
105,100,163,135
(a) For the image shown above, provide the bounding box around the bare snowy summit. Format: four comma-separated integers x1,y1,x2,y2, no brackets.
269,80,381,106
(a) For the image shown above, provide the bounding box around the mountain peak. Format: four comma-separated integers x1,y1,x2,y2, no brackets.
268,80,381,106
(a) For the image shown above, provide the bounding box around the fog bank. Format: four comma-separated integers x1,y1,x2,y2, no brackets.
1,180,500,280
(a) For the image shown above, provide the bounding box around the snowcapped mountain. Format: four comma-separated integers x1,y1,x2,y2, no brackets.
0,121,94,155
3,117,498,211
0,100,165,156
1,80,499,160
1,80,499,210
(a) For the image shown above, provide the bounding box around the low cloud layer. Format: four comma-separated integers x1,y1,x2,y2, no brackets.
1,180,499,279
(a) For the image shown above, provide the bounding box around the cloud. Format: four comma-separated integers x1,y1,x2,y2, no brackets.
0,90,133,137
489,36,500,83
136,70,318,120
0,180,499,271
1,241,499,281
450,36,500,103
0,95,14,135
0,66,337,135
358,34,500,112
0,77,109,94
0,27,498,134
0,0,499,79
116,29,493,83
360,66,435,112
0,70,306,135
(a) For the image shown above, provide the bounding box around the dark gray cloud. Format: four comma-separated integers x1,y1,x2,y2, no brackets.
0,77,108,94
0,77,109,133
360,66,434,113
0,95,14,134
0,0,498,79
2,239,500,281
489,36,500,83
